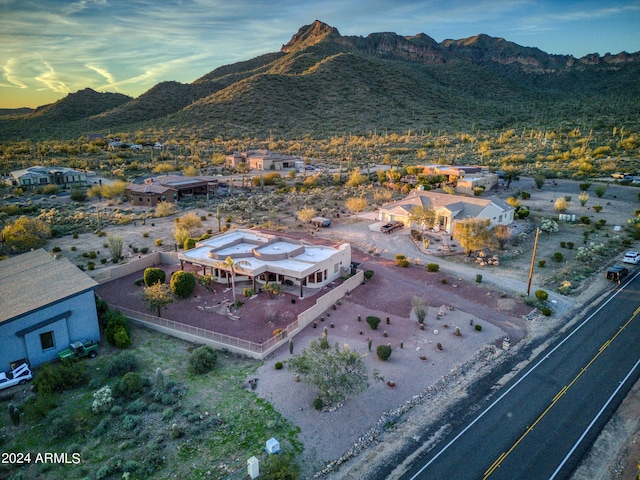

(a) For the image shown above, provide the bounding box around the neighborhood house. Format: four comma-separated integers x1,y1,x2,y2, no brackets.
0,249,100,369
178,229,351,297
225,150,302,171
378,190,515,234
8,166,87,189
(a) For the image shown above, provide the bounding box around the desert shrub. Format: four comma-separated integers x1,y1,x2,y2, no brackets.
184,238,196,250
243,287,256,297
188,345,218,375
34,360,88,394
366,316,381,330
122,414,141,431
553,252,564,262
396,258,410,268
92,386,114,413
126,398,148,414
475,324,482,331
566,241,574,249
541,307,552,316
155,238,163,246
475,274,482,283
143,268,166,286
274,361,284,370
364,270,375,280
535,289,549,301
106,352,138,377
114,372,144,399
52,246,61,252
313,397,324,410
376,344,392,361
262,452,300,480
538,260,546,267
170,271,196,298
426,263,440,272
71,188,87,201
104,310,131,348
593,205,603,213
521,191,531,199
23,393,58,420
580,216,591,224
140,247,149,254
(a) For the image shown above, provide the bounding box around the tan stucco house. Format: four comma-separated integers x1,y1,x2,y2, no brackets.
378,190,514,234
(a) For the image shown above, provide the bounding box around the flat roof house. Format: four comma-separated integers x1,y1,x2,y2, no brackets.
0,249,100,369
178,229,351,297
378,190,514,234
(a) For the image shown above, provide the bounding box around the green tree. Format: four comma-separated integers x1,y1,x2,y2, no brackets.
1,216,51,253
501,166,521,189
453,218,494,256
345,196,368,220
142,282,173,317
170,271,196,298
534,173,546,189
408,205,436,234
143,267,166,287
288,340,369,406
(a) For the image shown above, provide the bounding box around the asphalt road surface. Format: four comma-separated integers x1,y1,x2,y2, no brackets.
400,269,640,480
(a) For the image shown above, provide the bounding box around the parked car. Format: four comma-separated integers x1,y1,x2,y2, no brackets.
0,362,33,391
380,221,404,234
606,265,629,282
622,251,640,264
57,339,99,361
310,216,331,227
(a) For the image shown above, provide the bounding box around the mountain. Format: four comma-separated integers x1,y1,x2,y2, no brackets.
2,20,639,141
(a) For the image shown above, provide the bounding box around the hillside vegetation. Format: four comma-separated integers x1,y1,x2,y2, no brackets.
1,20,639,142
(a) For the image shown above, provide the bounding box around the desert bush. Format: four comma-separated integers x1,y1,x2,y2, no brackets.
541,307,552,316
426,263,440,272
366,316,381,330
114,372,144,399
274,361,284,370
475,324,482,331
243,287,256,297
106,352,138,377
538,260,546,267
535,289,549,301
188,345,217,375
364,270,375,280
34,360,88,394
23,394,58,420
553,252,564,262
92,386,113,413
520,191,531,199
184,238,196,250
104,310,131,348
313,397,324,410
143,267,166,286
376,344,392,361
170,271,196,298
593,205,603,213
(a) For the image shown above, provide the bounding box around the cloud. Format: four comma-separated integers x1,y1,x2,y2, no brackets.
35,61,70,94
85,64,116,86
2,58,27,89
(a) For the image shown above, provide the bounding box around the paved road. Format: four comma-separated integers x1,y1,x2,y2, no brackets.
399,269,640,480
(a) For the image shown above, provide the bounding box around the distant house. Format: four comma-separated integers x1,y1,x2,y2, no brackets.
125,183,178,206
9,166,87,189
378,190,514,234
178,229,351,297
419,164,499,194
225,150,301,171
125,174,220,206
0,249,100,368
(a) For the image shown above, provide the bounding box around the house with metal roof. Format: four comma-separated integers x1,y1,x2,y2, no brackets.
378,190,514,234
0,249,100,369
178,229,351,297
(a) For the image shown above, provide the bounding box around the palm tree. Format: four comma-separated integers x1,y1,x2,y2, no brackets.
214,256,250,307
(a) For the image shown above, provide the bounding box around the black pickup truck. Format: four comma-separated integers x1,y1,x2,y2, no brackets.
606,265,629,282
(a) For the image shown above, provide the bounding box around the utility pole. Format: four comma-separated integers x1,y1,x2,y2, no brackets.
527,228,540,296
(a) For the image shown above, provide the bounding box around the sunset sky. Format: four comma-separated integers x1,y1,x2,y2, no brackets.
2,0,639,109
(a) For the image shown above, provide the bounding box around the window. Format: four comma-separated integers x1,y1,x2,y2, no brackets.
40,331,55,351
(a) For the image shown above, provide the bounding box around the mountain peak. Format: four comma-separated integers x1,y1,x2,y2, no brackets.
281,20,339,53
